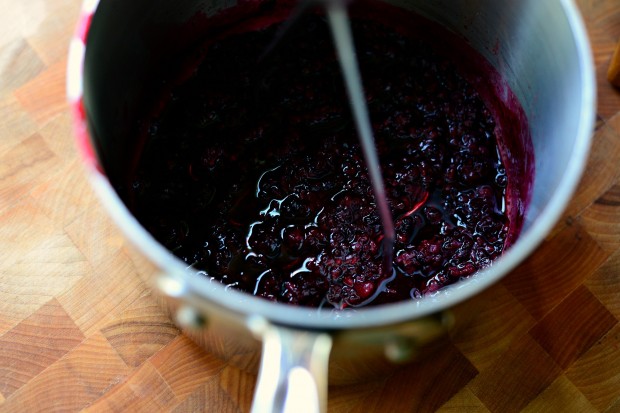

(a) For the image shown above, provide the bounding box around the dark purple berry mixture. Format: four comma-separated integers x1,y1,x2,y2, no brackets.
126,12,525,309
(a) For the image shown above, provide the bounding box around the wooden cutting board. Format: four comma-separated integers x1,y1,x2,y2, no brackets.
1,0,620,411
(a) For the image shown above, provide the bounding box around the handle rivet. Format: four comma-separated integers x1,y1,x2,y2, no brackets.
385,337,418,363
176,305,207,329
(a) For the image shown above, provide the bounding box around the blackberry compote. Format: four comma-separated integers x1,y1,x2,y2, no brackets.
125,9,530,309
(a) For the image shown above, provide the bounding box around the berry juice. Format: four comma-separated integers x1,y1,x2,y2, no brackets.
124,2,532,309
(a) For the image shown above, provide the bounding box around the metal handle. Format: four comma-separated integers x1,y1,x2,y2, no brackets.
249,318,333,413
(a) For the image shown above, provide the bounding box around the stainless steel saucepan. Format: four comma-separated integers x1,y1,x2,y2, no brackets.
67,0,595,411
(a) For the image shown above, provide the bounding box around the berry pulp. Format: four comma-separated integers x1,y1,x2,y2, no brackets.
124,7,531,309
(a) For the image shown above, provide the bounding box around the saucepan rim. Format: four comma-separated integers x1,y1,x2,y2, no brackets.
67,0,595,330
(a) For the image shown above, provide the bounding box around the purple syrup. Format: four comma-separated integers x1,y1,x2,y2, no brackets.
125,10,528,309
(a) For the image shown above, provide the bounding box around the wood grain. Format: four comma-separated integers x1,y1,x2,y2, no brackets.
1,1,620,412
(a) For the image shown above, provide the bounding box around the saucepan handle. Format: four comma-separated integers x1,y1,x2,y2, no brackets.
249,318,333,413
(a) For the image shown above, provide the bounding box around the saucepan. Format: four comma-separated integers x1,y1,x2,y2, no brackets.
67,0,595,411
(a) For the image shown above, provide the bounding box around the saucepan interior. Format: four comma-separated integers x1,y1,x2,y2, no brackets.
78,0,594,330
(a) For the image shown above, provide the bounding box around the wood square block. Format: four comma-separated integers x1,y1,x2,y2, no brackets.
48,331,130,400
173,366,260,413
451,283,536,372
101,291,179,368
558,120,620,226
1,196,75,266
0,2,61,50
469,334,563,413
37,111,78,162
172,375,242,413
529,285,617,369
0,133,57,212
150,335,227,401
0,199,87,333
327,382,389,413
0,331,130,412
0,364,96,412
329,377,385,413
23,0,81,66
0,315,26,344
218,365,258,413
0,96,38,153
586,248,620,319
437,387,490,413
0,298,84,398
83,361,178,413
522,375,596,412
581,183,620,253
30,158,96,228
566,324,620,411
14,58,68,127
0,39,45,96
57,249,148,336
349,342,478,413
578,114,620,252
502,222,608,320
63,198,126,267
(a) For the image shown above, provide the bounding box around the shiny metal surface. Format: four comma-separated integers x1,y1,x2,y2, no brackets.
249,320,332,413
